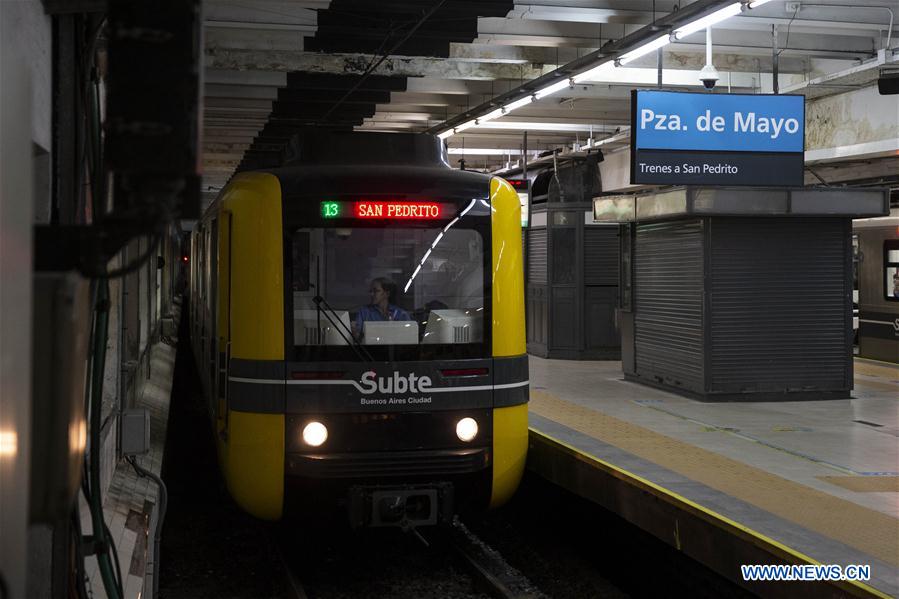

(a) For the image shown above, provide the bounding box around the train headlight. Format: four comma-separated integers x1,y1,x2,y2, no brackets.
302,421,328,447
455,417,478,442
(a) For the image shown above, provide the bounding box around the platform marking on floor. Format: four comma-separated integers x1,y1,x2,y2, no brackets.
529,390,899,568
633,401,865,476
528,425,894,599
853,377,899,392
854,359,899,380
819,476,899,493
637,402,898,475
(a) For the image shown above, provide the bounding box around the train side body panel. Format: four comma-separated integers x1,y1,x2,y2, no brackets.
221,172,285,520
490,177,527,357
489,177,528,507
226,172,285,362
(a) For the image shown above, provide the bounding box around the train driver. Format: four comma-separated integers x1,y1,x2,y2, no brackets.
352,277,411,339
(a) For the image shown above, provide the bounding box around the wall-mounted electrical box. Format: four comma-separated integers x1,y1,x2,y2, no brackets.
120,409,151,456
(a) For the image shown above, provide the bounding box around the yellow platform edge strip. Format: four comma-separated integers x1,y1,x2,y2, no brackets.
529,427,892,599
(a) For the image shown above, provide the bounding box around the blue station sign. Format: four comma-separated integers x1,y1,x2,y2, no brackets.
630,90,806,186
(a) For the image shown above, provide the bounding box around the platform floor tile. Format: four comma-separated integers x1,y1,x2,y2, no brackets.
527,356,899,596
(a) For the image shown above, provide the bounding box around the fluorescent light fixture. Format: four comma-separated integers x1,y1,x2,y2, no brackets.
747,0,775,7
447,148,542,155
534,78,572,100
503,95,535,112
437,130,453,140
473,121,612,132
572,62,615,83
672,2,742,39
454,119,477,133
477,108,505,124
618,34,670,65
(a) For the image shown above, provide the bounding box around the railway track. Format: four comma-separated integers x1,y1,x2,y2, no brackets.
274,519,545,599
277,539,309,599
443,520,545,599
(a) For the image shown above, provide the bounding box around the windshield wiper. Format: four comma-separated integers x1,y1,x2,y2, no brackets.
313,294,373,362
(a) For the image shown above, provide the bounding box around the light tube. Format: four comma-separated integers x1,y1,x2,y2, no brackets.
618,34,670,65
503,95,535,112
747,0,775,7
447,148,542,155
672,3,742,40
572,62,614,83
473,121,606,132
454,119,478,133
534,78,572,100
477,108,505,124
437,130,453,140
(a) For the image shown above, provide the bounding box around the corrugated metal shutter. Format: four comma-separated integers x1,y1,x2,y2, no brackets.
635,220,704,393
584,226,619,286
709,217,849,393
528,228,547,284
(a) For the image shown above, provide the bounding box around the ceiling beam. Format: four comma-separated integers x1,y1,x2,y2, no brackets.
204,48,555,80
504,5,660,25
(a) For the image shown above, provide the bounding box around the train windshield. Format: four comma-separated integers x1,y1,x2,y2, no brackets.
288,224,489,361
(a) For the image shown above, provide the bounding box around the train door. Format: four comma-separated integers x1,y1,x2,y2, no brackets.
189,231,196,347
208,218,219,415
216,212,232,435
193,226,204,374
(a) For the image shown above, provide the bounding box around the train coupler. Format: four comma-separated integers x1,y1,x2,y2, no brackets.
348,483,454,529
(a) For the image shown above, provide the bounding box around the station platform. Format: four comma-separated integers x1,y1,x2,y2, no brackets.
526,356,899,598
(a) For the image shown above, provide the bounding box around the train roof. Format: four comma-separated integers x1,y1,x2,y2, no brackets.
258,131,498,204
266,163,495,204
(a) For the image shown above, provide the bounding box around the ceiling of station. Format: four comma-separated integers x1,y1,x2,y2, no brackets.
202,0,899,205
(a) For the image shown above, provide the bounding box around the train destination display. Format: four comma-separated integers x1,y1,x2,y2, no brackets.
321,200,445,219
630,90,805,186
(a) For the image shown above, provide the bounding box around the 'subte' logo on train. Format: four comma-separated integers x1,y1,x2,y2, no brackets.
359,371,432,395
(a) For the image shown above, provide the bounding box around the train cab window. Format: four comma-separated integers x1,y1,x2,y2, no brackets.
288,225,488,361
885,240,899,302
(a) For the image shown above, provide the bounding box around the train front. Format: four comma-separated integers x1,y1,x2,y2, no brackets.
226,136,527,528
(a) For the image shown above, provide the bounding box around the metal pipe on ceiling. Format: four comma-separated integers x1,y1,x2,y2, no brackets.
797,4,894,50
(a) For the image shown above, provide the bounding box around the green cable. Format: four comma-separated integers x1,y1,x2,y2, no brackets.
79,18,122,596
87,280,122,599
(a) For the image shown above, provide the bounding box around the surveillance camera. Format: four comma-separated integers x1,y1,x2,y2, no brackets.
699,64,719,90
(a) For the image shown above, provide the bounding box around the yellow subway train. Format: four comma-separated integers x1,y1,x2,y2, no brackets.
189,132,529,527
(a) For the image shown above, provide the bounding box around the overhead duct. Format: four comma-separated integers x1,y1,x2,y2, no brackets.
548,153,605,203
878,69,899,95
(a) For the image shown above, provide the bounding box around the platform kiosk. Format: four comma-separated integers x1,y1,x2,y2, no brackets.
526,156,622,360
595,186,889,401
